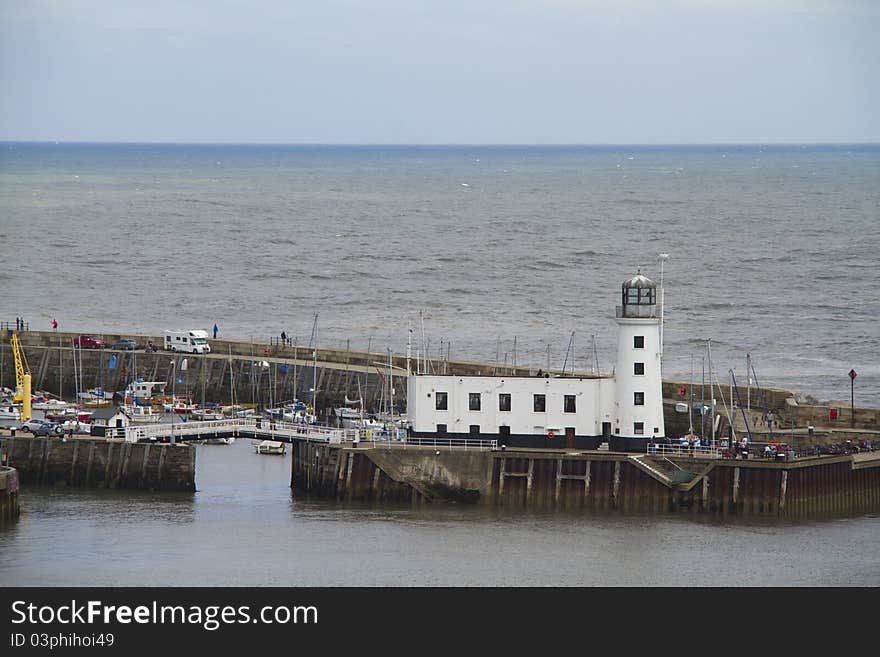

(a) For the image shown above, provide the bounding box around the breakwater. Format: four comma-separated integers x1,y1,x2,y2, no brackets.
1,436,195,491
290,439,880,517
6,329,877,435
0,466,20,522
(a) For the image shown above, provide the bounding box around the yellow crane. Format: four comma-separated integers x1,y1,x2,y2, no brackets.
11,333,31,422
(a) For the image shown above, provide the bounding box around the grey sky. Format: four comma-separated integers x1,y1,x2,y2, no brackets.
1,0,877,143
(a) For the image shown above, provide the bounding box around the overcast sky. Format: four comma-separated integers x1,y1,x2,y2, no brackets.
1,0,877,144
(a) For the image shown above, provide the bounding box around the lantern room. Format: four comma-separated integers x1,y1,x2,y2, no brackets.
617,269,658,318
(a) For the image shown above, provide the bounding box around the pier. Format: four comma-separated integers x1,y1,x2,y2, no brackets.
5,329,879,434
290,436,880,517
0,465,20,522
1,435,195,491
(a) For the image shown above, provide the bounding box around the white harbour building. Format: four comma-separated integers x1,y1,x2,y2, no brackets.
406,271,666,452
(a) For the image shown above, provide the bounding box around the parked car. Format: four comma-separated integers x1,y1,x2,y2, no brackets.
112,338,139,350
19,418,63,436
73,335,108,349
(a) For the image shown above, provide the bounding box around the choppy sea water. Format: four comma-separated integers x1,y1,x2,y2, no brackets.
2,143,877,407
1,143,879,586
2,438,878,587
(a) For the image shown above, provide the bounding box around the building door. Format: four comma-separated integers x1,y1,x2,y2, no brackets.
565,427,576,449
602,422,611,439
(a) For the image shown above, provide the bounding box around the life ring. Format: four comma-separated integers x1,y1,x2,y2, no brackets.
547,430,555,439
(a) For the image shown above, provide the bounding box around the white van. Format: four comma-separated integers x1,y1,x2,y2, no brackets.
164,329,211,354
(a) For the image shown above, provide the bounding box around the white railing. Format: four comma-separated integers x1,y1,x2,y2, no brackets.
360,437,497,450
646,444,724,459
123,418,355,443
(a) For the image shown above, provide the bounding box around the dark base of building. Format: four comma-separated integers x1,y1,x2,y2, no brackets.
609,436,657,453
408,431,602,450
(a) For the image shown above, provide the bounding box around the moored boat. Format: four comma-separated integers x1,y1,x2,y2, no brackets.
254,440,286,455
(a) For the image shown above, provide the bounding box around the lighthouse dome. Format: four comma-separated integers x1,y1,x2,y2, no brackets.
618,270,657,317
621,269,657,306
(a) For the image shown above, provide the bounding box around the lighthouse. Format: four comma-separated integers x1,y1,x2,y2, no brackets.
612,270,666,451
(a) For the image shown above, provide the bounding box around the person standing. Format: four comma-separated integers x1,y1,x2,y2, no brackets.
52,318,58,331
213,323,219,339
281,330,287,345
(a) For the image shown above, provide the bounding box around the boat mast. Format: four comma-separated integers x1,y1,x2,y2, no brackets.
700,356,705,440
419,310,427,375
562,331,575,375
309,313,318,415
388,347,394,422
746,352,751,412
689,353,694,435
228,345,235,411
407,322,412,377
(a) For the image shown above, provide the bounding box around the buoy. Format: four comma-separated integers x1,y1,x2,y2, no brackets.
547,430,555,439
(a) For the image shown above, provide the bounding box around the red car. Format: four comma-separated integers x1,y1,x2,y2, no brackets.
73,334,108,349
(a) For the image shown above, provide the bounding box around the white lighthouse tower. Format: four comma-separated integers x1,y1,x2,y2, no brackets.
612,270,666,452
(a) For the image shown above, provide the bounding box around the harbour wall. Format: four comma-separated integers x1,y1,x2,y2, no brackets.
0,436,195,492
4,330,877,433
290,440,880,517
0,466,20,522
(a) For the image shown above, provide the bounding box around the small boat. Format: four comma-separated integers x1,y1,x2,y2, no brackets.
254,440,286,455
124,404,163,424
190,408,224,421
0,405,20,421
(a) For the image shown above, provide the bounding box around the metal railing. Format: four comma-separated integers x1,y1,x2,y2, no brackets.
646,443,724,459
124,418,355,443
615,305,658,319
361,437,497,451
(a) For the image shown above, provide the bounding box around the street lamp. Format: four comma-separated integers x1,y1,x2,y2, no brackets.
849,369,858,428
658,253,669,360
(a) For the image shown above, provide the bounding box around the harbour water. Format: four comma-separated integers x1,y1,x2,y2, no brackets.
1,143,878,407
2,142,879,586
2,438,879,587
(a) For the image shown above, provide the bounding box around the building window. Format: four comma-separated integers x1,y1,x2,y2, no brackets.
564,395,576,413
633,335,645,349
437,424,447,434
469,393,481,411
653,427,659,434
435,392,448,411
469,424,480,436
533,394,546,412
499,425,510,437
634,422,644,435
634,362,645,376
499,393,511,412
634,392,645,406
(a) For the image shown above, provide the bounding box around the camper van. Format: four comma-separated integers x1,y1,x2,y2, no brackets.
164,329,212,354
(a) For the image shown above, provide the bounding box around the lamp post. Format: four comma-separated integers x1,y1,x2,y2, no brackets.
658,253,669,361
849,369,857,428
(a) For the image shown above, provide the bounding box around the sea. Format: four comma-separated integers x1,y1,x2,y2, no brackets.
1,142,878,586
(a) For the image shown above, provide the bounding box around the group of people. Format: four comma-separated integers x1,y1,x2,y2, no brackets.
13,317,28,331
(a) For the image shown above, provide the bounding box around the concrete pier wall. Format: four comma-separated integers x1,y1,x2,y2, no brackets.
0,466,20,522
1,436,195,492
290,440,880,517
